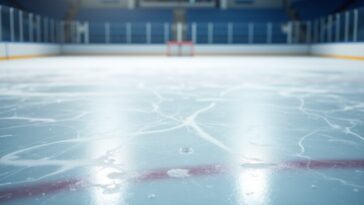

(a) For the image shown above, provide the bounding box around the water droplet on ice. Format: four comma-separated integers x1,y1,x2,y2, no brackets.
179,147,193,155
245,192,254,196
147,194,156,199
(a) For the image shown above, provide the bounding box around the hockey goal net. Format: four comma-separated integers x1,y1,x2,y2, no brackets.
166,41,195,56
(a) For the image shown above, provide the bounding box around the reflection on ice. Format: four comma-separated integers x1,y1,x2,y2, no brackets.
233,91,274,205
239,169,270,205
88,96,131,205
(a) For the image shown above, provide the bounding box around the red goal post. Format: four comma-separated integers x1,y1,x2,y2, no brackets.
166,41,195,56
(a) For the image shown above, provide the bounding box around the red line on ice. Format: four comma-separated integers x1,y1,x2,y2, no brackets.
1,159,364,202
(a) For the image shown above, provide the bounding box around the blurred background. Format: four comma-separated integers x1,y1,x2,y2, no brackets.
0,0,363,57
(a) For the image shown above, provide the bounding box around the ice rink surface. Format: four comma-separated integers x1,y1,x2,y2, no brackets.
0,56,364,205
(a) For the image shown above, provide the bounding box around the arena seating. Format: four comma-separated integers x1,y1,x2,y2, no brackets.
0,0,16,8
76,8,173,22
14,0,69,19
186,8,288,23
291,0,362,20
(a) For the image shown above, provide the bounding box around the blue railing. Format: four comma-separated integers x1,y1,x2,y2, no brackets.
81,22,288,44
